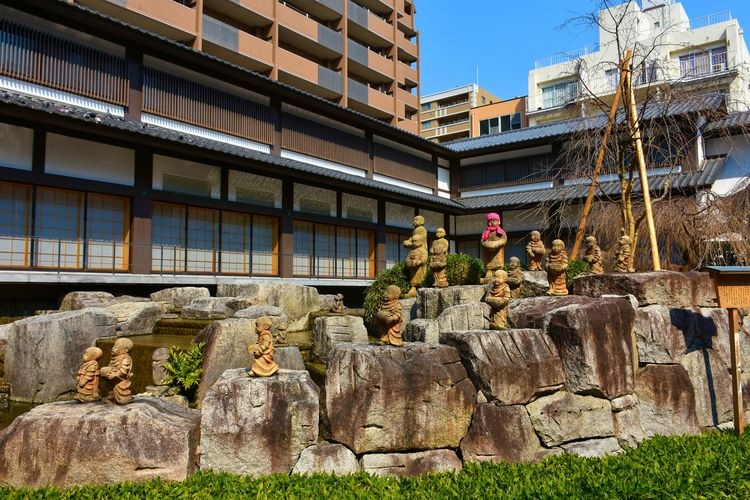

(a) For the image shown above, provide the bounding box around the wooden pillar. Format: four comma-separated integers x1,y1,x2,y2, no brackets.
729,307,745,435
271,97,282,156
366,131,375,179
125,47,143,122
375,199,387,274
130,150,152,274
279,178,294,278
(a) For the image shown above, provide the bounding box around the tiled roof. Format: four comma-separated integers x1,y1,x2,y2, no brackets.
19,0,450,153
457,156,726,210
0,90,462,208
446,93,726,153
704,110,750,134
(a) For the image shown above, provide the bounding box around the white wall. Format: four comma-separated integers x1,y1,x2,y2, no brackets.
45,133,134,185
0,122,33,171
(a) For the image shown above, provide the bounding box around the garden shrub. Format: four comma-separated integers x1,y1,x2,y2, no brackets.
164,341,205,403
566,259,588,288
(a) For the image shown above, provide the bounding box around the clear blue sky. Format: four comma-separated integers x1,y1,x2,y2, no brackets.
418,0,750,99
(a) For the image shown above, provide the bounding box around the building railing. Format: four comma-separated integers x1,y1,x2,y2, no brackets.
0,236,128,272
534,43,600,69
0,17,128,106
689,10,732,30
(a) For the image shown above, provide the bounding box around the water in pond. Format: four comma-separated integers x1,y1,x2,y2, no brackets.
0,401,37,431
96,334,195,397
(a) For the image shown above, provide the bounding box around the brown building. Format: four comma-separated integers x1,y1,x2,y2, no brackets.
74,0,420,133
419,84,500,143
469,97,528,137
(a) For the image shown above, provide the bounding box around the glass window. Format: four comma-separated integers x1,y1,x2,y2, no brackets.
456,240,480,258
315,224,335,277
186,207,219,273
420,209,444,232
605,68,619,92
293,220,314,276
542,80,578,109
86,194,129,271
152,202,186,272
34,188,84,269
0,182,31,267
511,112,522,130
0,123,33,171
342,193,377,223
228,170,282,208
421,102,431,111
153,155,221,199
386,232,408,269
385,202,413,228
251,215,278,275
294,184,337,217
293,221,374,278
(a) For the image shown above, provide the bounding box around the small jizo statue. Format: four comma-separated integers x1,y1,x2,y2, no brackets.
430,227,449,288
614,234,634,273
506,256,524,299
331,293,345,314
582,236,604,275
403,215,429,298
480,212,507,283
546,239,569,296
377,285,403,347
247,316,280,377
100,338,134,404
526,230,546,271
76,346,103,403
485,270,511,330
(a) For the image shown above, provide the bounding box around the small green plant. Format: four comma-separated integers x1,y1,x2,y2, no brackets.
164,341,205,400
445,253,484,286
566,259,588,288
363,262,409,324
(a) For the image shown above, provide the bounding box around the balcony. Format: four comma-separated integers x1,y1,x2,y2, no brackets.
347,78,393,118
281,0,344,22
352,0,394,16
202,0,274,28
397,36,418,64
277,2,343,59
77,0,197,43
277,47,343,98
397,87,418,111
397,61,418,87
202,15,273,73
422,119,470,140
348,1,392,49
347,39,393,83
420,100,470,121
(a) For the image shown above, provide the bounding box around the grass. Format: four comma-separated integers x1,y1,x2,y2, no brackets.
3,430,750,498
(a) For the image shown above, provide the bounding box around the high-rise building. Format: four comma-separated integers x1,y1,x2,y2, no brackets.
75,0,421,133
527,0,750,126
419,84,500,143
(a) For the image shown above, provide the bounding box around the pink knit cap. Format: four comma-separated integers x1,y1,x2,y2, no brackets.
486,212,500,222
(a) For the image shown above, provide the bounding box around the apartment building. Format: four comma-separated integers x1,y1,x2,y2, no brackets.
73,0,421,133
527,0,750,126
419,84,500,143
469,97,528,138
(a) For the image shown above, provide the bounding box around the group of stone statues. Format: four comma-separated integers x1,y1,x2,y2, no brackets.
402,216,450,297
75,338,134,404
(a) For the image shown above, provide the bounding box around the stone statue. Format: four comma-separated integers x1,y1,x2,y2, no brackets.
480,212,507,283
430,227,449,288
152,347,170,386
403,215,429,297
100,338,134,404
247,316,279,377
331,293,345,314
485,270,511,330
525,230,546,271
614,234,634,273
582,236,604,275
75,346,103,403
377,285,403,347
545,239,569,296
507,256,524,299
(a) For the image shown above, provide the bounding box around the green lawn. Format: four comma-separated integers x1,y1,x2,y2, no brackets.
3,430,750,499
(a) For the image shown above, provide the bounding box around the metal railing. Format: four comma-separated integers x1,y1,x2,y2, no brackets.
534,43,600,69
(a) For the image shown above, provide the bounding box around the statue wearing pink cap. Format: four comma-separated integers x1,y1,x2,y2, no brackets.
480,212,507,284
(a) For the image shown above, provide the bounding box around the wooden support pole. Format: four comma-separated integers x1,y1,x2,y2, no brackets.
729,307,745,435
570,50,631,261
623,52,661,271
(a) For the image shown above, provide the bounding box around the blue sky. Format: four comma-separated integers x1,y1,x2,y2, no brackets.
418,0,750,99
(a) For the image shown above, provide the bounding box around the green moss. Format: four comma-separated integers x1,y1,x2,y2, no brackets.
4,430,750,498
566,259,588,288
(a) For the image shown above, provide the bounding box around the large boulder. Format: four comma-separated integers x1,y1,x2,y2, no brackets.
460,403,555,463
2,309,117,402
360,450,462,477
313,315,368,361
634,305,730,366
0,397,200,488
437,303,490,333
526,392,614,447
59,291,115,311
611,394,646,449
400,298,418,330
292,442,359,475
510,296,635,400
441,329,564,404
417,285,487,320
104,301,163,336
275,346,306,371
573,271,717,307
200,369,319,476
218,283,321,331
325,343,476,454
194,318,258,404
403,319,440,344
680,349,733,428
519,271,549,298
181,297,252,320
635,364,700,437
150,287,210,310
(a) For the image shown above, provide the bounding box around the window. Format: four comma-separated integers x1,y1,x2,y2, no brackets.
0,183,31,267
635,60,660,85
541,80,578,109
34,188,84,269
605,68,619,92
293,221,374,278
421,102,431,111
86,194,129,270
478,112,522,136
679,47,727,78
385,232,409,269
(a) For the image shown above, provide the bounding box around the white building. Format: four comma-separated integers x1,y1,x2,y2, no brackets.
527,0,750,126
